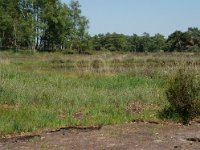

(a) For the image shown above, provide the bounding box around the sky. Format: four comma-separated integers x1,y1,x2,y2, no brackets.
62,0,200,37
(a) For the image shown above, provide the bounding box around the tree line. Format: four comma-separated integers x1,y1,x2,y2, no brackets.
92,28,200,52
0,0,200,52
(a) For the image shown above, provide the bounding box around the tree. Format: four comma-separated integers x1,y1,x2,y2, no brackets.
0,0,89,52
148,33,166,52
68,0,89,53
39,0,70,50
0,0,21,49
187,27,200,46
167,31,186,51
134,32,151,52
186,27,200,51
127,34,140,52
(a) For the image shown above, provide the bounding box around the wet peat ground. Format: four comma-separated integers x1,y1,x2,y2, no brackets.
0,122,200,150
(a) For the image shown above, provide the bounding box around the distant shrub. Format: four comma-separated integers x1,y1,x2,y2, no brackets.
76,60,90,73
166,69,200,124
80,50,93,55
50,57,65,64
62,49,76,55
91,59,103,70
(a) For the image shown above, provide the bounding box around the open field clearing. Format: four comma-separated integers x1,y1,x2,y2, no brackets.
0,52,200,135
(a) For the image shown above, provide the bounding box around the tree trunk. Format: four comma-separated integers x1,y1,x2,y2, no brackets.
36,5,39,50
13,22,17,52
31,0,36,53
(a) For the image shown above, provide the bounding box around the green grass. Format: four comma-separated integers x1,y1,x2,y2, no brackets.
0,51,199,135
0,66,165,134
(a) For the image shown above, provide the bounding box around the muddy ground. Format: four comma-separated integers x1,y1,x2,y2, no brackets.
0,122,200,150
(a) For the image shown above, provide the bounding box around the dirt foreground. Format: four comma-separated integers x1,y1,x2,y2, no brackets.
0,122,200,150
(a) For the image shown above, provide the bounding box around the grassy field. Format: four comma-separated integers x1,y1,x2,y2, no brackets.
0,51,200,135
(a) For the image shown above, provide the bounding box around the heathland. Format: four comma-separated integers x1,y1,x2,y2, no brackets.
0,51,200,135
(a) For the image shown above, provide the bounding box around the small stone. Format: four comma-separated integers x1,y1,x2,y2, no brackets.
174,145,181,149
154,139,162,143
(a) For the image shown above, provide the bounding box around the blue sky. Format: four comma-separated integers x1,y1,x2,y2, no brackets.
62,0,200,36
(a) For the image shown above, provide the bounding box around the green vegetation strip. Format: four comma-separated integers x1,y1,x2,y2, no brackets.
0,63,166,134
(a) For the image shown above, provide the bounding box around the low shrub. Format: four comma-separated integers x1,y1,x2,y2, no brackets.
166,69,200,124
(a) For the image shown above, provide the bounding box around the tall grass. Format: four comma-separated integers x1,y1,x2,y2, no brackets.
0,51,200,134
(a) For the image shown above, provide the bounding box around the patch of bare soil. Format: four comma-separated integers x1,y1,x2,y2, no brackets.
0,122,200,150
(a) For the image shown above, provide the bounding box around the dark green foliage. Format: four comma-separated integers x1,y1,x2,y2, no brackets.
166,69,200,124
0,0,90,51
92,33,129,51
166,28,200,52
91,32,165,52
67,0,90,53
91,28,200,52
159,106,179,120
63,49,76,55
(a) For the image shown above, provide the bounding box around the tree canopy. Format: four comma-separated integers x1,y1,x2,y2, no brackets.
91,28,200,52
0,0,89,52
0,0,199,52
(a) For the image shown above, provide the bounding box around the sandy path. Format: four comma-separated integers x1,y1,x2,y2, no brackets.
0,122,200,150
